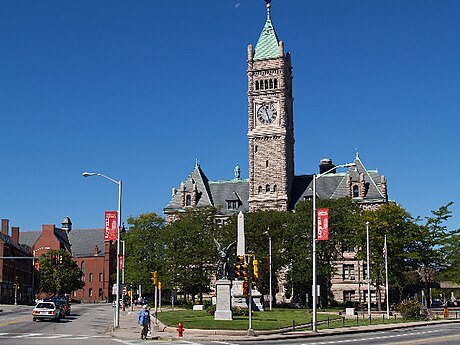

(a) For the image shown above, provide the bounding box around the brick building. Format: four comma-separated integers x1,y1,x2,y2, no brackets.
20,217,116,303
164,1,388,304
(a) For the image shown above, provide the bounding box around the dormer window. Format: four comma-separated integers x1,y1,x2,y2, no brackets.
352,185,359,198
227,200,239,210
186,194,192,206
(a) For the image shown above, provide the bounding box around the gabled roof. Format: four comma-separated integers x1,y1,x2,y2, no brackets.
209,179,249,216
19,228,105,257
254,5,280,60
291,154,387,208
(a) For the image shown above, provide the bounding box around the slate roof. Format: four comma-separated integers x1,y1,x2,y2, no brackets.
254,5,280,60
164,164,249,216
291,153,387,208
19,228,105,257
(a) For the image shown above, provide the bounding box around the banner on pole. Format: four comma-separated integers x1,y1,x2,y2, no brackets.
317,208,329,240
104,211,118,241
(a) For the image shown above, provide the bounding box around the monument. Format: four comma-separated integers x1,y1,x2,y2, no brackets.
214,240,235,320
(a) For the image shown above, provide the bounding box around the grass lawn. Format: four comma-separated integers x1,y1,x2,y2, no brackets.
158,308,335,330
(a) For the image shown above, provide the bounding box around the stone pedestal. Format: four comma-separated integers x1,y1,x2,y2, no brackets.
231,280,264,311
215,279,232,320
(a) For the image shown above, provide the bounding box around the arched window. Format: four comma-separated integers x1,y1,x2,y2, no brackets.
264,80,269,89
266,160,269,168
353,185,359,198
274,79,278,88
258,186,262,193
260,80,264,90
266,184,270,192
269,79,273,89
255,81,259,90
186,194,192,206
273,185,277,192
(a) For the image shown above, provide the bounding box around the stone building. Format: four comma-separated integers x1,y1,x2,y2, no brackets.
164,1,388,304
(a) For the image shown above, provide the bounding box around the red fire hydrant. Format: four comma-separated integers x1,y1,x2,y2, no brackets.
177,322,185,337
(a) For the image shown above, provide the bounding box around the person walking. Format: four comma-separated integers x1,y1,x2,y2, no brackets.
138,304,151,340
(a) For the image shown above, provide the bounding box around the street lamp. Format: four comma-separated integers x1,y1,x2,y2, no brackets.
82,171,122,328
263,229,273,311
312,162,355,332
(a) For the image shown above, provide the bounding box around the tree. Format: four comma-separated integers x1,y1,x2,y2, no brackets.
124,212,165,292
38,250,84,295
405,202,455,306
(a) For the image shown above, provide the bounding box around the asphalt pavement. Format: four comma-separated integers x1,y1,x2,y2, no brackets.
108,305,460,342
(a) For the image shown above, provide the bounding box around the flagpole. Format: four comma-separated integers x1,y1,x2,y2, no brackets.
384,235,390,319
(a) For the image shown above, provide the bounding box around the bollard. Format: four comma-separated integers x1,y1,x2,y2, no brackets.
342,317,345,327
356,314,359,326
292,320,296,331
327,317,330,328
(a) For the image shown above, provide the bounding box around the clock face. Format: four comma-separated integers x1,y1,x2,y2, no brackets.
257,103,277,124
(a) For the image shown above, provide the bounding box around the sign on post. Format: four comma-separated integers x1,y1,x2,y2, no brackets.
105,211,118,241
317,208,329,240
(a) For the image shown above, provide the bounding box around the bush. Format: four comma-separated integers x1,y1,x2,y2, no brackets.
206,305,216,315
206,305,253,316
395,300,428,320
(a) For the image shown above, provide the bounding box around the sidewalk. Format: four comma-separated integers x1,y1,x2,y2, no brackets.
108,306,460,342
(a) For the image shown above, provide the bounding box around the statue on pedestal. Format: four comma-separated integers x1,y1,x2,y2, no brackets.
214,239,235,280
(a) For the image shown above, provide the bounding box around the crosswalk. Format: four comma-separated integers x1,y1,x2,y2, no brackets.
0,332,110,340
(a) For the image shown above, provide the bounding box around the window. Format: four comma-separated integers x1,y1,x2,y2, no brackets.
273,185,277,192
269,79,273,89
99,288,103,298
258,186,262,193
99,273,103,282
255,81,259,90
274,79,278,88
89,288,93,297
89,273,93,282
343,290,355,302
266,160,269,168
266,184,270,193
81,261,85,281
186,194,192,206
353,185,359,198
264,80,268,89
343,264,355,280
227,201,238,210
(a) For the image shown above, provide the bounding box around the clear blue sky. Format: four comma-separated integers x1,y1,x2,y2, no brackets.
1,1,459,232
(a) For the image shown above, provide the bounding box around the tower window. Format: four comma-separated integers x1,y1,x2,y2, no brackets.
269,79,273,89
273,185,277,192
260,80,264,90
266,160,269,168
186,194,192,206
258,186,262,193
255,81,259,90
266,184,270,192
353,185,359,198
264,80,269,89
274,79,278,88
255,145,258,153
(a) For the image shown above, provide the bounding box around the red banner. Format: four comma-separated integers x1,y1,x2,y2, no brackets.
317,208,329,240
119,255,124,270
104,211,118,241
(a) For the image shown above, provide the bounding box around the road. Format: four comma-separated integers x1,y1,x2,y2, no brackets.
1,304,460,345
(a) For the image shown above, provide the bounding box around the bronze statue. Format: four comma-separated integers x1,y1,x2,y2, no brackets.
214,239,235,280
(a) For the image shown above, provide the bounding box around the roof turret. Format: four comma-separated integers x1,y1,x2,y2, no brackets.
254,0,280,60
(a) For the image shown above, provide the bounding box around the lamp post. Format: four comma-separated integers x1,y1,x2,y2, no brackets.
366,221,371,321
312,162,355,332
82,171,122,329
264,230,273,311
121,240,125,285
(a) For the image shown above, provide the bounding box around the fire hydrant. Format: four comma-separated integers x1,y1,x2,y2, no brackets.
177,322,185,337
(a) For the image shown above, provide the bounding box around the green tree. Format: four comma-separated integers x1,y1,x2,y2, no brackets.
124,212,165,292
38,250,84,295
405,202,455,306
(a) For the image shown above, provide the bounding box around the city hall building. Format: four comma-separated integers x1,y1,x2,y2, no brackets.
164,1,388,304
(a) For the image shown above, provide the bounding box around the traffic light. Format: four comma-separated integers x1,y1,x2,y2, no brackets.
235,256,244,279
151,271,158,286
242,280,249,296
59,254,63,264
242,263,249,279
158,282,162,290
51,254,57,266
253,259,259,280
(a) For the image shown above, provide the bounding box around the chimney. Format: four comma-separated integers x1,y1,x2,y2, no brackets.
319,159,336,174
94,244,99,256
42,224,55,236
1,219,9,235
11,226,19,243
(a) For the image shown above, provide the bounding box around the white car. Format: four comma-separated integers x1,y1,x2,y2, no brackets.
32,301,61,322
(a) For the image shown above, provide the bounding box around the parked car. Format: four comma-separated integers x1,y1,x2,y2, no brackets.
32,302,61,322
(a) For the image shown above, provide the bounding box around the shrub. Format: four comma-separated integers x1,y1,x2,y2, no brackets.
395,300,428,320
206,305,216,315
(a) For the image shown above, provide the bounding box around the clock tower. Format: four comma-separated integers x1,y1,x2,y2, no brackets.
248,0,294,212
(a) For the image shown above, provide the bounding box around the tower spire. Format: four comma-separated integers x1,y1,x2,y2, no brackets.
266,0,272,20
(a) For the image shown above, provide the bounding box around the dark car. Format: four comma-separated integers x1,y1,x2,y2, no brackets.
44,297,71,316
32,302,61,322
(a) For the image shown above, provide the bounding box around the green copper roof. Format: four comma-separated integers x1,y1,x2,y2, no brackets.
254,8,280,60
